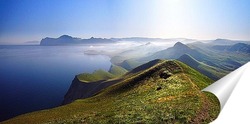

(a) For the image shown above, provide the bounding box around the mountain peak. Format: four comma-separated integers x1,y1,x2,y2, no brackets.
59,35,73,39
173,42,189,49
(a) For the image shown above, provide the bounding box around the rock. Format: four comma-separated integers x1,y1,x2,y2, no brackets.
160,71,172,79
156,86,162,91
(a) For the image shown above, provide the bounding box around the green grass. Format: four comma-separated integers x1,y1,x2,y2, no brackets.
108,64,128,76
77,69,115,82
77,65,127,82
178,54,228,81
190,44,250,71
3,60,220,124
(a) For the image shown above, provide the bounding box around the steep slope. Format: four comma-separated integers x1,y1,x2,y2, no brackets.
63,66,127,104
62,76,105,105
3,60,220,124
63,60,161,104
178,54,228,80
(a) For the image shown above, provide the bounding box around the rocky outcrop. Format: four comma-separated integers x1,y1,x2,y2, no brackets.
62,76,102,105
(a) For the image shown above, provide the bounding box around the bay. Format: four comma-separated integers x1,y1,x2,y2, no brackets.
0,45,111,121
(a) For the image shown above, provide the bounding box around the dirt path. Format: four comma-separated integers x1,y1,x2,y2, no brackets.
174,61,212,123
174,61,199,90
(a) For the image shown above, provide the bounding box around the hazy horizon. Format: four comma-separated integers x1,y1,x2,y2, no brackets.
1,35,250,45
0,0,250,44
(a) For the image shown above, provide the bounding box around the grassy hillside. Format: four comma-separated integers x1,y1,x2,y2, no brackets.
108,64,128,76
77,69,115,82
178,54,228,81
77,65,128,83
138,42,250,73
188,42,250,71
3,60,220,124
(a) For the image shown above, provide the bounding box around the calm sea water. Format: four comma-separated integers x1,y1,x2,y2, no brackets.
0,45,111,121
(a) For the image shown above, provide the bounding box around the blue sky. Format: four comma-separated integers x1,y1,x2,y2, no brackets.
0,0,249,44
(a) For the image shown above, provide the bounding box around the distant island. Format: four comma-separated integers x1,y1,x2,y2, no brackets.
40,35,166,46
40,35,115,46
39,35,193,46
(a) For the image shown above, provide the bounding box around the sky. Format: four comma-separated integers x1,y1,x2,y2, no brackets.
0,0,249,44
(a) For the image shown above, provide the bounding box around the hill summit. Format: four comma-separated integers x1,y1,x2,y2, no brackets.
173,42,190,49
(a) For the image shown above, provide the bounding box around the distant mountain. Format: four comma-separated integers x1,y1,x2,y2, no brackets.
110,37,198,43
40,35,80,45
141,42,208,62
118,59,143,71
208,38,250,45
178,54,228,80
40,35,115,45
212,43,250,53
110,37,165,42
8,60,220,123
130,41,250,73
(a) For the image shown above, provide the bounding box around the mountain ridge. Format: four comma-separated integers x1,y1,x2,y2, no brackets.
212,43,250,53
140,42,207,62
178,54,228,80
3,59,220,124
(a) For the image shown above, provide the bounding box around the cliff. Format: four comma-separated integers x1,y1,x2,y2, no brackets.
62,76,121,105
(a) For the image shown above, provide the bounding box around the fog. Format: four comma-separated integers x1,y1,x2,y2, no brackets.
84,39,198,60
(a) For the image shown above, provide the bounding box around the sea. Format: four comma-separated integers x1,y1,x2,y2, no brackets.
0,45,111,121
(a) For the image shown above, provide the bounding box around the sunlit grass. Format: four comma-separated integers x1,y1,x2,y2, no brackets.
3,60,220,124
